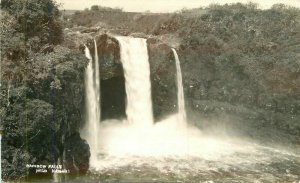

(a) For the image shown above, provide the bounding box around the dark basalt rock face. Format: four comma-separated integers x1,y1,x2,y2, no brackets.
147,40,178,121
64,133,90,174
101,76,126,121
84,34,178,122
85,34,126,121
86,34,123,80
177,46,300,147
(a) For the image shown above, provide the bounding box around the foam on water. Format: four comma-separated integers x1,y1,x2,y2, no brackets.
81,36,300,182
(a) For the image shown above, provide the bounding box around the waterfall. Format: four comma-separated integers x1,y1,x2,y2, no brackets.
94,39,101,125
172,48,187,124
81,40,101,167
77,37,296,183
115,36,153,127
82,36,189,170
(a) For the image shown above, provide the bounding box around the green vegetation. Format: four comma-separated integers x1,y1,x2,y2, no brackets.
1,0,88,181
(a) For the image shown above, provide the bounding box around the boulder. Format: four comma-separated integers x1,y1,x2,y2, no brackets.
64,132,90,174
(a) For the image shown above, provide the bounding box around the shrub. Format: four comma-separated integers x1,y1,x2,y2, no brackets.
91,5,99,11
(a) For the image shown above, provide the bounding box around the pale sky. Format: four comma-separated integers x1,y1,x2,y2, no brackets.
56,0,300,12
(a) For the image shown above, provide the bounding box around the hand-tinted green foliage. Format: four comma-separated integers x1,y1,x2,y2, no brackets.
1,0,88,181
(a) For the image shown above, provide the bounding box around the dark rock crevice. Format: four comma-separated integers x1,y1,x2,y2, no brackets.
101,76,126,121
84,34,179,122
86,34,123,80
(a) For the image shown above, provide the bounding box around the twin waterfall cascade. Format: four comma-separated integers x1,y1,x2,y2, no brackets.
82,36,188,168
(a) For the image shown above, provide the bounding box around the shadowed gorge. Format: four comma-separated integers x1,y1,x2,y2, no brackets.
100,76,126,121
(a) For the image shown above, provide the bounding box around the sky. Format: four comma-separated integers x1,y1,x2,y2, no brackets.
55,0,300,12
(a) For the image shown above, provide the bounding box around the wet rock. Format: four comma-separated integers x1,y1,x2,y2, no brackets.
81,27,99,33
83,33,179,121
64,132,90,174
147,40,178,121
147,37,159,44
86,34,123,80
129,32,148,38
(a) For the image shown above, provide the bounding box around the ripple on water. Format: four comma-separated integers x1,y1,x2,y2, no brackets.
86,116,300,183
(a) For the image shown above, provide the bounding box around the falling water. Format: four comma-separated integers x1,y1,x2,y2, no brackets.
82,37,300,183
94,39,101,125
81,40,101,167
115,36,153,127
172,48,187,124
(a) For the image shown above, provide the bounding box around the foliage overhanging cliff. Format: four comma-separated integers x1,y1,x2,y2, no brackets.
1,0,90,180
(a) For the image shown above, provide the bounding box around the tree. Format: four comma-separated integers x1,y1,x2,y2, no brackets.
1,0,62,44
91,5,99,11
1,1,89,180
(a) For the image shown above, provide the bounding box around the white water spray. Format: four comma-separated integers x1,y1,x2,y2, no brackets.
80,36,300,183
89,36,195,161
172,48,187,125
115,36,153,127
82,37,299,183
81,40,101,167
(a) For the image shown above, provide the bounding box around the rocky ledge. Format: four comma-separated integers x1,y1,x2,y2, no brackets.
68,32,180,122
